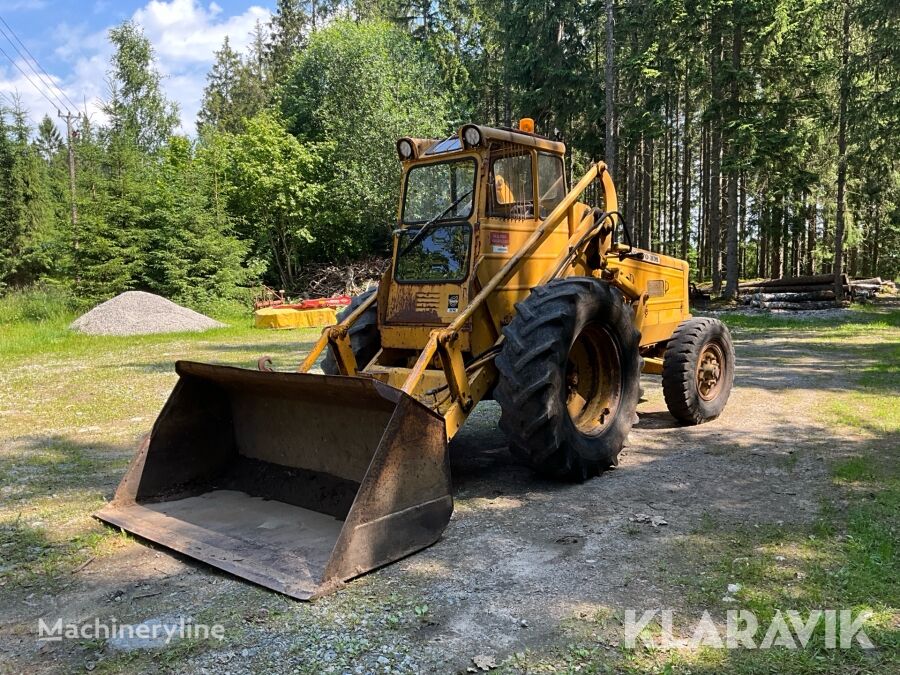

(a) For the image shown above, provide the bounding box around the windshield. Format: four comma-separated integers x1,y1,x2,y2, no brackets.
395,223,471,282
402,159,476,224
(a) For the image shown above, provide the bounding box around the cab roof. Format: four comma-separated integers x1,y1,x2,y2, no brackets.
398,123,566,162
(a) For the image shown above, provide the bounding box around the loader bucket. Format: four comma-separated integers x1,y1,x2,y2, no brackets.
95,361,451,600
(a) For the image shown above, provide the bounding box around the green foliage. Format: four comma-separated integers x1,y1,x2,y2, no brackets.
281,19,450,261
2,2,899,306
104,21,179,153
0,103,55,290
141,136,251,305
225,111,328,290
197,37,245,134
0,284,75,324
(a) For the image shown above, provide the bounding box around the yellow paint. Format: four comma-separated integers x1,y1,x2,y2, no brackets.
298,123,694,442
254,307,338,330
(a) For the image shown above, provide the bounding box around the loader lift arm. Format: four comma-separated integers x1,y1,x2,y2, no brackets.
299,161,622,440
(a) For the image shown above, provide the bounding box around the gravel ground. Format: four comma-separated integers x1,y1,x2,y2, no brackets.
706,305,857,321
70,291,224,336
0,311,892,674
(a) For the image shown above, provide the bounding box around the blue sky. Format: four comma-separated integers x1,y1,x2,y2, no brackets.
0,1,275,134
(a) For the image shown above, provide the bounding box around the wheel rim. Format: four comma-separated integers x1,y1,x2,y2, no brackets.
565,324,622,436
696,341,725,401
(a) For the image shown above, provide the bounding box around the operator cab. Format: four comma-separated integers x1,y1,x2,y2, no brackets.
392,119,568,286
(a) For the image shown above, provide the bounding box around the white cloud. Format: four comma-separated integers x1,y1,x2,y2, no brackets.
20,0,271,136
130,0,271,133
0,57,100,132
134,0,269,63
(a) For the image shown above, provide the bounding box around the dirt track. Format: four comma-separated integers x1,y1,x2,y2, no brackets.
0,322,879,673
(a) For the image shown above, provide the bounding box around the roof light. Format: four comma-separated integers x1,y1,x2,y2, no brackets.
518,118,535,134
397,138,415,160
462,125,481,147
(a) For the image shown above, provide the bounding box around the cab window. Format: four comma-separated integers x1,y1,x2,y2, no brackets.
488,153,534,219
538,153,566,217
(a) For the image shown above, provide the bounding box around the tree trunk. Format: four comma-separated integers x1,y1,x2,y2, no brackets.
708,17,723,292
699,120,710,282
641,132,652,249
833,2,850,300
723,14,742,298
758,198,768,278
739,170,747,275
781,199,790,278
626,142,637,242
680,69,691,261
770,195,782,279
806,194,816,275
604,0,616,177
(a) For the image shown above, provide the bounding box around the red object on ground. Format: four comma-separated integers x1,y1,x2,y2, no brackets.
254,295,352,311
263,296,353,311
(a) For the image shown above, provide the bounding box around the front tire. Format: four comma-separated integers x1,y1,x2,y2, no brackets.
322,289,380,375
662,317,735,424
495,278,642,481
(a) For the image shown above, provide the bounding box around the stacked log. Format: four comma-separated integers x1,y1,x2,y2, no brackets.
736,273,895,310
848,277,896,301
738,274,849,310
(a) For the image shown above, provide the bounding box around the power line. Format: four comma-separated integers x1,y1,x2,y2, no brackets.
0,41,62,114
0,16,78,110
0,14,74,111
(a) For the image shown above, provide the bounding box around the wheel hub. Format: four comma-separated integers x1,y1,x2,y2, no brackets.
696,342,725,401
565,324,622,435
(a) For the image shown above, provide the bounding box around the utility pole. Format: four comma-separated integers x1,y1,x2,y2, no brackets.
58,110,79,271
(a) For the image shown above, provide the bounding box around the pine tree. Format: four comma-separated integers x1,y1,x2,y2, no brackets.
198,37,244,133
35,115,63,161
266,0,310,84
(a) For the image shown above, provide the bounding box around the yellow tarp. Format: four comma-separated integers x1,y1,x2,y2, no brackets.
254,307,338,329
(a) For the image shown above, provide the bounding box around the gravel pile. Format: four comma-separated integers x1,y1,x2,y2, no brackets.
70,291,225,336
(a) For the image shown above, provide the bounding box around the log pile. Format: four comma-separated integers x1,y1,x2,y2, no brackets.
738,273,896,310
849,277,897,301
738,274,849,310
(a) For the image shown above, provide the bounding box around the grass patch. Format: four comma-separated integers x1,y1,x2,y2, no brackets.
0,284,78,324
718,304,900,332
0,322,320,594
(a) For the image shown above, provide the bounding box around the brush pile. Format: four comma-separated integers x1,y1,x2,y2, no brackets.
295,256,389,298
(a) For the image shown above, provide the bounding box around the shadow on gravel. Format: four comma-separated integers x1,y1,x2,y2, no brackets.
205,339,318,353
1,434,131,499
724,336,894,394
634,410,682,430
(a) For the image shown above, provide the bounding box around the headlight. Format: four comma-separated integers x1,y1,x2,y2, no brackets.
462,126,481,147
397,138,414,160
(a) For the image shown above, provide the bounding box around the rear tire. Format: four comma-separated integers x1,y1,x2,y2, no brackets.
322,289,380,375
495,278,642,481
662,317,735,424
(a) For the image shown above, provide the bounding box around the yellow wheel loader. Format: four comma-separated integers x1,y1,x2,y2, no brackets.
96,119,735,599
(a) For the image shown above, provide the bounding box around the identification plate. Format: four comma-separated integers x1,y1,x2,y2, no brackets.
490,232,509,254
